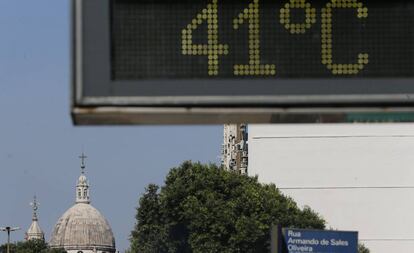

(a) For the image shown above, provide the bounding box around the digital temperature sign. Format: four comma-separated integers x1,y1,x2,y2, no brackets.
111,0,411,79
73,0,414,125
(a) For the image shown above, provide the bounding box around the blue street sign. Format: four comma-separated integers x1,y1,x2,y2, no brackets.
281,228,358,253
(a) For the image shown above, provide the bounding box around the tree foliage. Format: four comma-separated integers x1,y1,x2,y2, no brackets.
358,243,370,253
0,240,66,253
130,161,326,253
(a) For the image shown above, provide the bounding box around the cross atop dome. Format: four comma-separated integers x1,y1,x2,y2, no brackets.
79,152,87,174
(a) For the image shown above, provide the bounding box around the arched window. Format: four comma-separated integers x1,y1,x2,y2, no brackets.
84,189,87,198
78,189,82,198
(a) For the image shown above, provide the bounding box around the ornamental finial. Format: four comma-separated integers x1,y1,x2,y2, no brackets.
30,195,39,221
79,152,87,174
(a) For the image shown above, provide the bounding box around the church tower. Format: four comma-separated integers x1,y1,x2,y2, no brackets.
221,124,248,174
25,195,45,241
76,153,90,204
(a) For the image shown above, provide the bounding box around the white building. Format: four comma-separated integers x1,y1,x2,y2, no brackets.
49,154,116,253
249,124,414,253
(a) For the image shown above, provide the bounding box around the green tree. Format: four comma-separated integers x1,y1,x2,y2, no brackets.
130,184,168,253
16,239,47,253
0,240,66,253
0,243,17,253
130,161,325,253
358,243,370,253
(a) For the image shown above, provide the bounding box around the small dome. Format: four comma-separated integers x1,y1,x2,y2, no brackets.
26,220,44,241
49,203,115,252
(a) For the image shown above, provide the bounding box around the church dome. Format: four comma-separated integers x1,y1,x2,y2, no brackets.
50,154,116,253
49,203,115,252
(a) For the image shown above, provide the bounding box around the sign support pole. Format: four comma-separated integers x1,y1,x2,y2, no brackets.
270,225,282,253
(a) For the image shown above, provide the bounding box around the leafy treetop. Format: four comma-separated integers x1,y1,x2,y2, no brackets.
0,239,66,253
130,161,325,253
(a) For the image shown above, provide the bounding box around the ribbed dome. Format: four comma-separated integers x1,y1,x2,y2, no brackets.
49,203,115,252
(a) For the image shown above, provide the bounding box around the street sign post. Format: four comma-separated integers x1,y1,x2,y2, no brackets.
271,227,358,253
72,0,414,125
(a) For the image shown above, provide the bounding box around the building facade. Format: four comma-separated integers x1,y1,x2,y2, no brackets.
221,124,248,174
249,124,414,253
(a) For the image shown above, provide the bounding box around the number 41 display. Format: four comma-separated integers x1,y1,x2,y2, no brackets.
181,0,369,76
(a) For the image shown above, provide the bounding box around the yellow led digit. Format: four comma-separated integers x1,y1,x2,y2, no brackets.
321,0,369,75
233,0,276,76
280,0,316,34
181,0,229,76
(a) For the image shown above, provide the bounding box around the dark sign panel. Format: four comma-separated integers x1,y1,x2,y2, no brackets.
73,0,414,124
281,228,358,253
112,0,411,79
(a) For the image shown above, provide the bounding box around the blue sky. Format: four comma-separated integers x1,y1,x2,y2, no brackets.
0,1,222,251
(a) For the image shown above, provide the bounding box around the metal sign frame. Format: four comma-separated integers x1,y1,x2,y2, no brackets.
72,0,414,125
